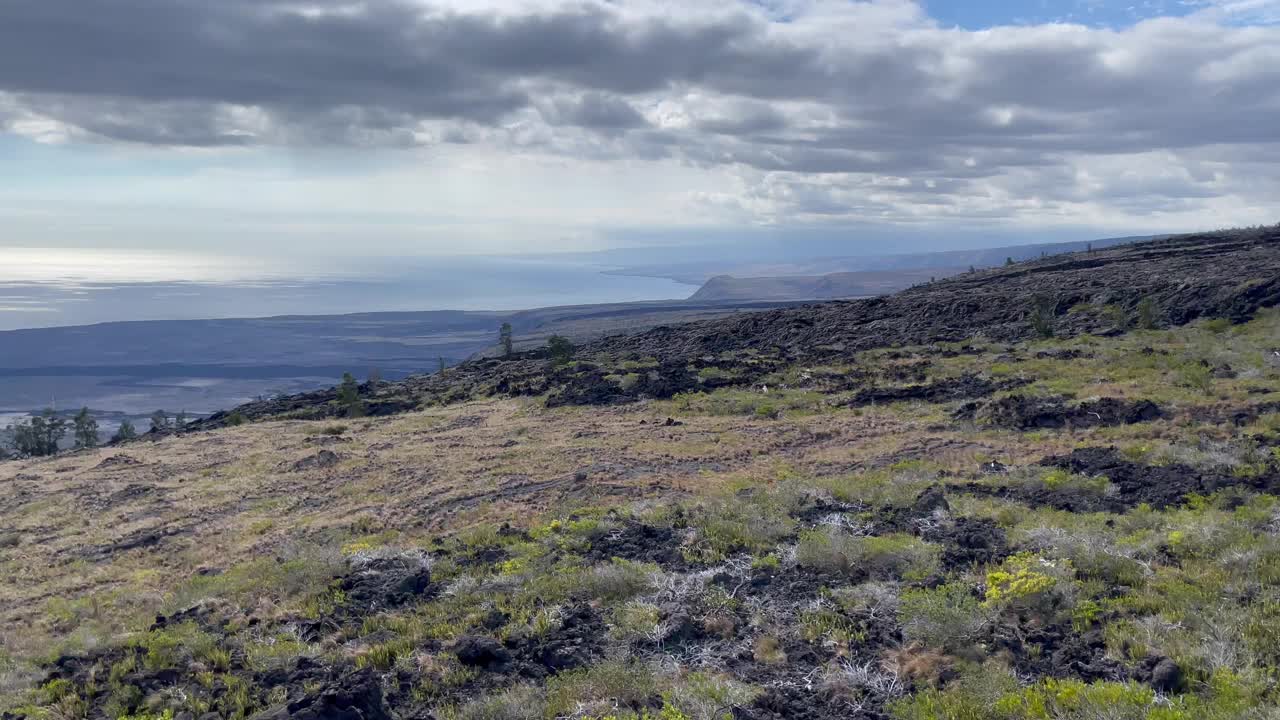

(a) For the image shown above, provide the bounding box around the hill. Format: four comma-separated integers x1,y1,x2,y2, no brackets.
2,226,1280,720
688,269,964,302
605,234,1156,285
189,226,1280,428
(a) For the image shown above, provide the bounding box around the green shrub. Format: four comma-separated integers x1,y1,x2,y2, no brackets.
1103,304,1129,330
983,553,1079,625
610,602,663,643
117,711,176,720
1036,469,1111,496
754,403,780,420
356,642,403,671
133,622,219,671
984,554,1071,605
1177,362,1212,392
993,679,1158,720
663,672,759,720
672,389,823,418
796,530,939,581
696,367,736,383
891,687,989,720
890,674,1254,720
544,660,659,719
573,559,655,603
889,665,1017,720
684,487,803,562
1203,318,1232,334
899,584,990,653
445,684,545,720
815,463,939,509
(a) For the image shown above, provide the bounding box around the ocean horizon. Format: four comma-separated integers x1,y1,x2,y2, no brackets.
0,248,694,331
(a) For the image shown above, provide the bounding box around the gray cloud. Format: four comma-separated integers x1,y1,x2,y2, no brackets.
1,0,1278,225
539,92,648,129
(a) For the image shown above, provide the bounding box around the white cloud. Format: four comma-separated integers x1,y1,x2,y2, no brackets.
0,0,1276,252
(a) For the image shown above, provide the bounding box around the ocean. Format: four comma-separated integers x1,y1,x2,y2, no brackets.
0,248,694,331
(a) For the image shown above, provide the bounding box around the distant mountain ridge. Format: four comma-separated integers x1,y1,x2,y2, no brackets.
609,234,1161,285
689,268,965,301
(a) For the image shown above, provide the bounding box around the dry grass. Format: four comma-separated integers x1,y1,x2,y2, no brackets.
0,394,919,659
4,311,1277,676
0,376,1253,664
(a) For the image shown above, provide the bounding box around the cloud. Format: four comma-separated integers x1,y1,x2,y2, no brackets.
0,0,1277,234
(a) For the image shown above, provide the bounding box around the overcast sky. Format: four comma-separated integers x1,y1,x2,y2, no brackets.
1,0,1278,258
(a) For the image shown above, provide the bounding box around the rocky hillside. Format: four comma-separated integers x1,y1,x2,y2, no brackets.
687,269,961,303
2,225,1280,720
193,226,1280,429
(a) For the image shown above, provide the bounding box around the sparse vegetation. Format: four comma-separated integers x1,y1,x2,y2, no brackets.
6,231,1280,720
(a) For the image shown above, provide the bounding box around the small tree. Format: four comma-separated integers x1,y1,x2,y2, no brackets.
1136,297,1159,330
368,367,382,388
112,419,138,443
1029,295,1057,339
337,372,364,417
73,407,99,449
438,357,447,373
1005,257,1015,266
547,335,575,366
499,322,514,357
10,419,36,457
150,410,170,433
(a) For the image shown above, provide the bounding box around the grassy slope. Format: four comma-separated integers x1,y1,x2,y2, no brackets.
3,306,1280,719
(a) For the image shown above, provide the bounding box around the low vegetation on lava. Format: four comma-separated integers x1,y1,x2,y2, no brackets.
3,228,1280,720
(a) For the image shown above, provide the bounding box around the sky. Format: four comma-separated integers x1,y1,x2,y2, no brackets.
1,0,1278,260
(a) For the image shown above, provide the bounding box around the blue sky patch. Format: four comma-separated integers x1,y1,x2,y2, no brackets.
925,0,1203,28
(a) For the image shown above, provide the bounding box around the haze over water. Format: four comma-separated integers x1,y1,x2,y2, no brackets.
0,248,691,331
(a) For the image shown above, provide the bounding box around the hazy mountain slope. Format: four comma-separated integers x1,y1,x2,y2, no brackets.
607,234,1157,285
689,268,964,302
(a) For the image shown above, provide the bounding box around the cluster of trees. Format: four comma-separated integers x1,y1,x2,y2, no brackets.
3,407,169,459
7,407,103,457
